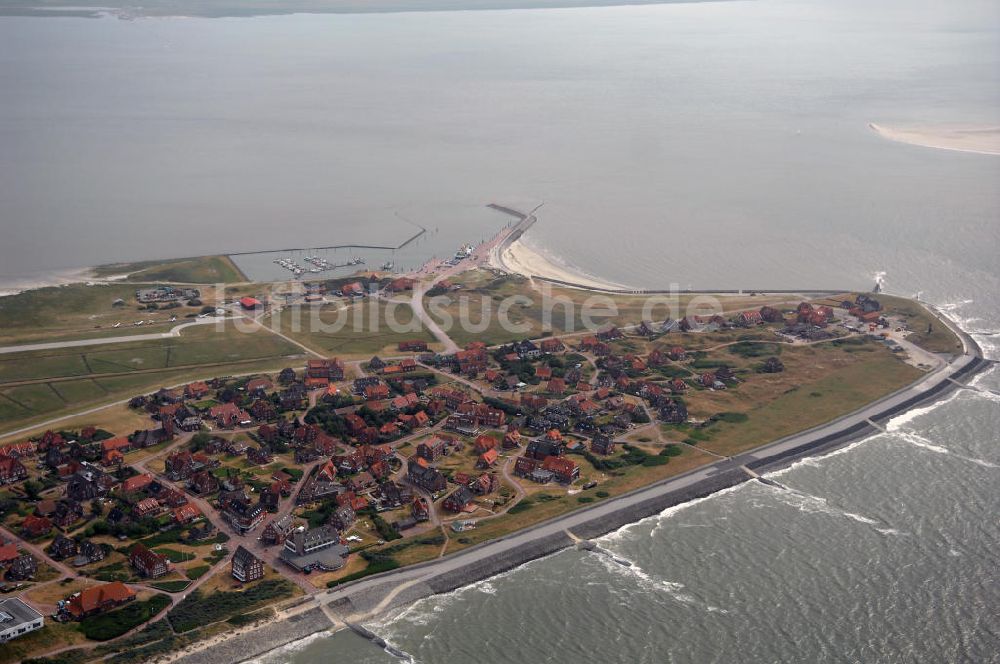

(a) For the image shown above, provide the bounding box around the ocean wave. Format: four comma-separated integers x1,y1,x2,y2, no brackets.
241,630,331,664
593,553,729,614
885,389,962,431
763,435,881,479
367,551,560,636
631,483,748,541
762,486,902,535
892,431,998,469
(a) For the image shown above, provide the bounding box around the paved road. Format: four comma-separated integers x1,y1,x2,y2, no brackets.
0,317,234,355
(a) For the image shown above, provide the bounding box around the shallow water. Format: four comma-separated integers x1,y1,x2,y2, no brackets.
1,0,998,293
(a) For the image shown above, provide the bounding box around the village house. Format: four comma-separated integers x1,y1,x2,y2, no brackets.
417,437,446,462
132,497,161,519
503,429,522,449
468,472,501,496
184,381,210,399
738,310,764,327
442,486,476,513
173,503,202,525
20,515,51,539
540,338,564,353
208,402,253,429
0,542,19,567
477,448,499,469
590,433,616,455
513,455,541,477
411,497,430,521
261,515,296,546
189,469,219,495
231,545,265,583
542,456,580,484
48,534,77,560
398,339,428,352
659,399,689,424
364,382,390,401
121,472,154,495
6,554,38,581
330,503,356,531
407,457,447,493
222,497,265,534
66,581,135,620
0,457,27,485
456,402,507,428
306,357,345,382
526,433,565,461
75,539,106,566
129,543,169,578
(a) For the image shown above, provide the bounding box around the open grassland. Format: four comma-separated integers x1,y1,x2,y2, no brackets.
426,273,800,347
0,282,217,346
0,621,90,664
270,300,438,357
92,255,246,284
675,340,923,457
0,323,302,432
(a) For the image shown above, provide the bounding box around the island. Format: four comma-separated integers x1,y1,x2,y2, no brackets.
0,213,990,664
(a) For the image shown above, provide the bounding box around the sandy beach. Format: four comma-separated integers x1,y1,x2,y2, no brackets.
869,123,1000,156
0,267,97,297
492,236,632,291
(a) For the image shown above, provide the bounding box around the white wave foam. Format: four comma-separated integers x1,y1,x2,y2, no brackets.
594,554,728,614
369,550,559,636
936,299,974,312
763,435,882,480
240,630,330,664
768,488,892,531
885,389,962,431
894,432,999,469
627,483,749,541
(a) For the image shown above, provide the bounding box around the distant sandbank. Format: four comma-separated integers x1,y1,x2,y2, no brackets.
869,123,1000,156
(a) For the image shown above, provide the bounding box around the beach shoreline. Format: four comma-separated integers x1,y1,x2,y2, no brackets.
869,122,1000,156
0,266,98,298
487,210,633,291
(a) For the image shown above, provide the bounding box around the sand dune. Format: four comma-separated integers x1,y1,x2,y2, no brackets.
869,123,1000,156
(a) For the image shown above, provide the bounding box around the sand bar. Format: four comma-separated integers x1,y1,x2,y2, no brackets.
869,123,1000,156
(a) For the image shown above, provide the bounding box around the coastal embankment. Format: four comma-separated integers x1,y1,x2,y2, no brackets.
173,306,992,664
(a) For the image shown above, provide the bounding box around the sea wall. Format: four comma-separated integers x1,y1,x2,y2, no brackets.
173,607,332,664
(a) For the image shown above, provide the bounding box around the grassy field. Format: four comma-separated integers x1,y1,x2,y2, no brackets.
92,255,247,284
425,272,798,347
0,323,303,432
0,622,89,664
677,341,923,457
0,282,222,346
270,300,438,357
